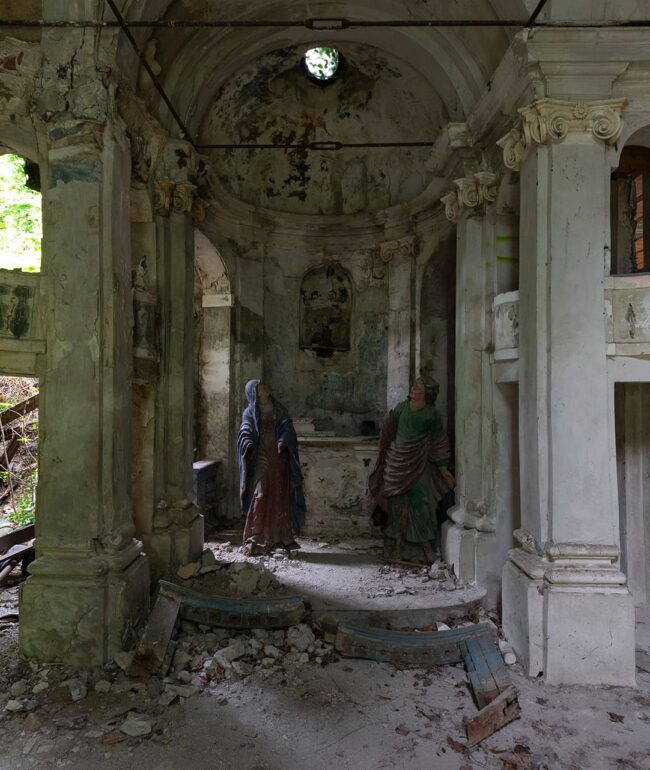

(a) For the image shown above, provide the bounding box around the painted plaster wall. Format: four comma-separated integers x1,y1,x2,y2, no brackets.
263,244,389,436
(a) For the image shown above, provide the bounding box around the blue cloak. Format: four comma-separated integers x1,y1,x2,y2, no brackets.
236,379,306,534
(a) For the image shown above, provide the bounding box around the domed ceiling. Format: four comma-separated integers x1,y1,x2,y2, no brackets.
199,43,448,215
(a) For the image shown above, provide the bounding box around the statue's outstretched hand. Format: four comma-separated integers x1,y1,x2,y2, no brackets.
440,468,456,489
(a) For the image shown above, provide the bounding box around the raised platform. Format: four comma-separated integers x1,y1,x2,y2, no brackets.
211,537,486,629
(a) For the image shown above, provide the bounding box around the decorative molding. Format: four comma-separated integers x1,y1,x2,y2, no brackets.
497,98,627,171
153,179,175,214
154,180,202,217
440,171,498,223
172,183,197,215
372,236,415,279
441,191,460,223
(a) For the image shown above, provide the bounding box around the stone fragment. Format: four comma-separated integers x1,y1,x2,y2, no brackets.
10,679,28,697
229,563,261,594
201,549,217,567
164,684,199,698
65,678,88,702
263,644,283,659
32,681,48,695
5,699,25,712
114,651,135,673
177,562,201,580
24,713,43,732
504,652,517,666
220,639,248,661
84,730,104,739
159,691,179,707
120,714,153,738
54,716,88,730
232,661,253,678
94,680,112,694
176,670,192,684
287,624,315,653
173,650,191,668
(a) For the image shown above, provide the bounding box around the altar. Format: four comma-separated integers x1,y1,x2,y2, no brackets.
297,430,379,540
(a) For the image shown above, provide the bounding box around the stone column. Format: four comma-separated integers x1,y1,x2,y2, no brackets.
499,99,635,685
385,237,416,407
148,178,203,578
20,119,150,665
440,175,504,606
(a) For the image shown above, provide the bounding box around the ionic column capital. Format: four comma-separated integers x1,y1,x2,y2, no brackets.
497,98,627,171
440,171,497,223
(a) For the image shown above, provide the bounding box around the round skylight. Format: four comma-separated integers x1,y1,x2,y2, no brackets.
303,47,340,81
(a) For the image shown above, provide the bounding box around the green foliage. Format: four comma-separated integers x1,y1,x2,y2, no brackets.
0,154,42,272
304,47,340,80
6,468,36,527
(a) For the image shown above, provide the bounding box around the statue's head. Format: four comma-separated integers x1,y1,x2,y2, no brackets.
410,375,439,406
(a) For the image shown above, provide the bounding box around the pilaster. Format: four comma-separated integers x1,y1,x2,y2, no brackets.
20,116,150,665
498,98,635,685
148,172,204,579
440,173,504,606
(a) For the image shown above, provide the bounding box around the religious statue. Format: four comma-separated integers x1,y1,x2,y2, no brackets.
369,376,455,563
237,380,306,555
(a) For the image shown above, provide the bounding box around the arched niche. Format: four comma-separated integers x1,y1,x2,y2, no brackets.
299,262,353,357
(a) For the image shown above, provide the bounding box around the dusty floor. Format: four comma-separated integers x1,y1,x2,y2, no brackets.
0,539,649,770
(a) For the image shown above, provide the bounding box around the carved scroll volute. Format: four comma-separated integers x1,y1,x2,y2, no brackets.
172,183,197,215
474,171,497,205
154,180,175,215
441,191,460,223
497,98,627,172
454,177,479,209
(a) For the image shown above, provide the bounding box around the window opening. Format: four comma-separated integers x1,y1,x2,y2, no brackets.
303,47,340,82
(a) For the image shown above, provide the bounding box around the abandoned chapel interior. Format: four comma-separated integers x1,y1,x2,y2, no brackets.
1,1,650,768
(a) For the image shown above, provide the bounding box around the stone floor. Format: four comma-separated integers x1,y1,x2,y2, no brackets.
0,539,649,770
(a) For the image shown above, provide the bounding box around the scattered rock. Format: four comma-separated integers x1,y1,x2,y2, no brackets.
201,549,217,567
5,699,25,713
64,678,88,702
176,670,192,684
54,716,87,731
120,714,153,738
32,681,48,695
159,691,179,707
164,684,199,698
220,639,248,662
177,562,201,580
114,650,136,673
10,679,28,697
287,624,315,653
229,563,261,594
95,680,112,694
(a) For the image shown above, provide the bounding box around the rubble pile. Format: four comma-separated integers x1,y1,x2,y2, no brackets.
173,549,283,597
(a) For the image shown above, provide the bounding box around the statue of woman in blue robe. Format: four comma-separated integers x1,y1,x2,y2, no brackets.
237,380,306,555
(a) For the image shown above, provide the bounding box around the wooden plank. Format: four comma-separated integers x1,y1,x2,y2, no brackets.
0,542,34,568
465,685,521,746
334,622,493,666
0,524,34,552
0,395,38,427
129,587,182,676
478,634,511,692
461,637,500,708
159,580,306,629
